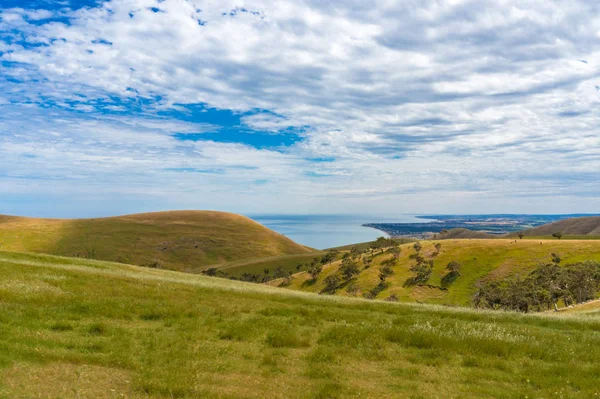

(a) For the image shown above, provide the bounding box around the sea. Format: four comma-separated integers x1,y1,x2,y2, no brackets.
248,214,426,250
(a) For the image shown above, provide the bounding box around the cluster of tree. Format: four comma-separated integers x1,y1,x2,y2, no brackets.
202,249,341,284
404,242,434,286
441,261,461,287
369,237,397,254
216,266,294,284
302,249,340,283
364,256,398,299
473,255,600,312
322,240,402,295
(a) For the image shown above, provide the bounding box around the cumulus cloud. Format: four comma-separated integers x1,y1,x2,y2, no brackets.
1,0,600,215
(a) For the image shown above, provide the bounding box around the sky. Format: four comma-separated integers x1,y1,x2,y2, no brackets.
1,0,600,218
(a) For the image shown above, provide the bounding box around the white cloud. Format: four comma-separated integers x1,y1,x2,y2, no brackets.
1,0,600,215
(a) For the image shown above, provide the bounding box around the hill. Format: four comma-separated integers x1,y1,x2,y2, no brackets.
0,211,313,272
279,239,600,306
1,251,600,398
434,228,494,239
513,216,600,237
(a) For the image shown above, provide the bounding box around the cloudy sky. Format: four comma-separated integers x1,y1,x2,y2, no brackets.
1,0,600,217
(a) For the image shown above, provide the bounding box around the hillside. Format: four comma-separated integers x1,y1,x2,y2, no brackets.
434,228,494,239
513,216,600,237
1,251,600,398
0,211,313,272
279,239,600,306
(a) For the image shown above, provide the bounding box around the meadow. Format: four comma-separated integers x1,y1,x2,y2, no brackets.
1,251,600,398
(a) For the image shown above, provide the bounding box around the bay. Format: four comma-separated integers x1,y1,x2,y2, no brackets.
248,214,426,250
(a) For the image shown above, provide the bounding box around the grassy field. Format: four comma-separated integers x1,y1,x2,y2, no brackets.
280,239,600,306
0,211,313,273
2,251,600,398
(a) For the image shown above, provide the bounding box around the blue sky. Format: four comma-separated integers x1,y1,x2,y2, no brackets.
1,0,600,217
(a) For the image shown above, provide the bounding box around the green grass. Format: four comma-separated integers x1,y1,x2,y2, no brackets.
1,251,600,398
281,239,600,306
0,211,314,273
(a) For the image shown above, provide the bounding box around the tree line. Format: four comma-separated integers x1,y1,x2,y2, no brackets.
473,254,600,312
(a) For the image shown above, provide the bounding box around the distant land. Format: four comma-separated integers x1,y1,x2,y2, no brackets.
364,214,600,237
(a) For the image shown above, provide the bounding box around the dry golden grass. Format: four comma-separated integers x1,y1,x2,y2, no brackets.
0,211,313,273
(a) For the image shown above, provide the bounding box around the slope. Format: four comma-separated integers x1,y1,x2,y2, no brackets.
1,251,600,398
435,228,494,239
513,216,600,237
280,239,600,306
0,211,313,272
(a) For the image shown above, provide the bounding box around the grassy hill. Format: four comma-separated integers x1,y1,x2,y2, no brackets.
1,251,600,398
0,211,313,272
435,228,494,239
512,216,600,237
434,216,600,240
279,239,600,306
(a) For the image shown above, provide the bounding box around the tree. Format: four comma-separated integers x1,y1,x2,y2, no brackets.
389,246,401,260
563,261,599,304
413,242,422,253
434,243,442,252
551,253,561,264
446,261,461,274
528,262,564,311
203,268,218,277
518,232,524,239
346,283,360,296
379,265,394,282
374,236,390,252
321,250,338,265
552,232,563,240
308,263,323,281
273,267,292,284
349,246,363,260
322,275,340,294
340,258,360,280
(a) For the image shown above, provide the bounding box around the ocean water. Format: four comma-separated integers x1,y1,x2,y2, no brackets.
248,214,425,250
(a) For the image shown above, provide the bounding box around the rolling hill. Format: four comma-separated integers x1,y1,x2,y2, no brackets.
512,216,600,237
432,216,600,240
1,251,600,398
0,211,313,272
278,239,600,306
434,228,494,239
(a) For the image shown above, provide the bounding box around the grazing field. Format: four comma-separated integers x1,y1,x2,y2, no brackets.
1,251,600,398
280,239,600,306
0,211,313,272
